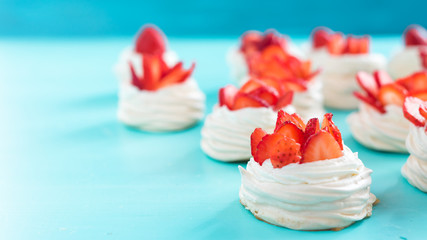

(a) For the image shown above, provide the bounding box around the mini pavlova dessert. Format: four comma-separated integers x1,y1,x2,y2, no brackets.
239,111,377,230
308,27,386,109
401,97,427,192
227,29,303,85
388,25,427,79
348,70,427,152
201,79,295,162
227,30,322,120
115,25,205,131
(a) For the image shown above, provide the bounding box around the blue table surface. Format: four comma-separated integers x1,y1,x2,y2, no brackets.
0,36,426,240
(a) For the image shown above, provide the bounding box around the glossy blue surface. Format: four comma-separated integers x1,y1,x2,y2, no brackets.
0,37,426,239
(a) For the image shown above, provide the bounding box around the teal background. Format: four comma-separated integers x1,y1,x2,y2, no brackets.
1,0,427,37
0,37,426,239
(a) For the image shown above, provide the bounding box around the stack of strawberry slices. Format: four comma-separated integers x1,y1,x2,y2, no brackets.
348,70,427,152
388,25,427,79
308,27,386,109
115,25,205,131
200,79,295,162
228,30,323,119
239,110,376,230
401,97,427,192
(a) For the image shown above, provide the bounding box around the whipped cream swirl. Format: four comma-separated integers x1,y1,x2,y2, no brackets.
118,78,205,131
293,77,325,120
239,146,376,230
388,47,424,79
402,125,427,192
309,49,386,109
347,103,410,153
201,105,295,162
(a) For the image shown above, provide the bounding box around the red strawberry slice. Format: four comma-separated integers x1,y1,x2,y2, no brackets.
419,47,427,69
304,117,320,143
354,91,386,113
157,62,195,88
410,90,427,101
251,128,267,159
275,122,304,146
260,78,286,95
403,97,427,127
356,71,378,98
405,26,427,46
274,110,305,131
142,54,162,90
270,136,301,168
261,45,288,62
248,86,279,106
327,33,345,55
259,32,287,50
129,62,143,90
301,130,343,163
282,78,308,92
219,85,238,110
240,79,265,93
320,113,343,150
273,91,294,111
240,31,263,52
358,36,370,53
135,26,166,55
419,102,427,119
396,71,427,92
373,70,393,88
345,36,359,54
378,83,408,107
232,92,269,110
312,28,331,48
254,133,283,165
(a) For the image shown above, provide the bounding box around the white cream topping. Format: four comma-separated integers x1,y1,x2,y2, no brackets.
201,105,295,162
117,78,205,132
309,48,387,109
347,103,410,153
292,76,325,120
402,125,427,192
226,43,305,85
114,46,179,83
239,146,376,230
388,47,424,79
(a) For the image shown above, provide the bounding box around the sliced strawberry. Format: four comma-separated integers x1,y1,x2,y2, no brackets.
273,91,294,111
312,28,331,48
240,31,263,52
275,122,304,146
254,133,283,165
419,47,427,69
219,85,238,110
405,26,427,46
327,33,345,55
135,26,166,55
345,36,359,54
251,128,267,159
270,136,301,168
142,54,162,90
373,70,393,88
354,91,386,113
301,130,343,163
396,71,427,92
304,118,320,143
240,79,265,93
358,36,370,53
232,92,268,110
320,113,343,150
129,62,143,90
248,86,279,106
157,62,195,88
274,110,304,132
419,102,427,119
403,97,427,127
259,31,287,50
282,78,308,92
410,90,427,101
259,77,286,95
377,83,408,107
261,45,288,62
356,71,378,98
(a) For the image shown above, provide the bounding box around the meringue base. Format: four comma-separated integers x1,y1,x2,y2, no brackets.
401,156,427,192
